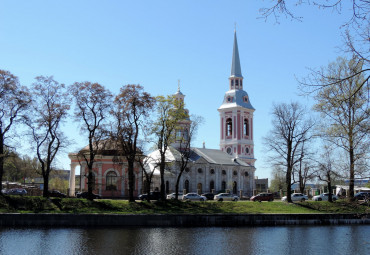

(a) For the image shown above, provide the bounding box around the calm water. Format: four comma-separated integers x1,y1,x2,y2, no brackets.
0,225,369,255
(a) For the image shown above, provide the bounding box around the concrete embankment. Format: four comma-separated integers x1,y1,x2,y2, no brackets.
0,213,369,227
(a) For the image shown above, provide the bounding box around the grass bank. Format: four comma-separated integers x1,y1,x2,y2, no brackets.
0,195,369,214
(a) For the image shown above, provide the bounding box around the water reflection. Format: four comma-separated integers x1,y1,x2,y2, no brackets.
0,226,369,255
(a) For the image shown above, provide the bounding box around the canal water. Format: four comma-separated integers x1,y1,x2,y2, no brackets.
0,225,369,255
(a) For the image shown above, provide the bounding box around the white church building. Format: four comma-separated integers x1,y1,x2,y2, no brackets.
146,31,257,197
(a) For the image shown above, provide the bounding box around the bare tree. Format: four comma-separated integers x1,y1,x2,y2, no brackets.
292,141,315,194
26,76,70,197
306,56,369,199
261,1,369,99
314,144,341,202
70,82,112,200
110,84,155,202
173,115,203,200
0,70,30,191
264,102,315,202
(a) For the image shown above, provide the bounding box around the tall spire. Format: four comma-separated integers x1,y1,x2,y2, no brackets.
231,30,242,78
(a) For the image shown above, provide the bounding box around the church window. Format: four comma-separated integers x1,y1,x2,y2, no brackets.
185,180,190,193
235,80,239,86
231,80,234,87
106,171,117,191
226,118,232,136
245,172,249,177
233,170,237,176
185,167,190,173
183,129,189,140
226,147,232,155
210,181,214,192
244,96,248,102
197,183,202,193
233,181,237,194
166,181,170,194
240,80,243,87
222,170,226,175
245,147,249,154
210,169,215,174
221,181,226,191
244,119,249,136
198,168,203,173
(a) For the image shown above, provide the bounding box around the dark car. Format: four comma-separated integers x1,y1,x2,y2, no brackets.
139,191,161,201
250,193,274,202
4,188,27,196
201,193,215,200
354,192,370,201
76,192,101,199
48,190,67,198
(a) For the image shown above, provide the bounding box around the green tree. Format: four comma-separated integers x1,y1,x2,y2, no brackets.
151,95,188,200
311,56,369,199
269,165,287,193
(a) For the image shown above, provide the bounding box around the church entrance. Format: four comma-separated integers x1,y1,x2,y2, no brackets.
197,183,202,194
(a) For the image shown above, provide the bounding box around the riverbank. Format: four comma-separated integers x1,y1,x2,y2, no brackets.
1,212,369,227
1,196,369,226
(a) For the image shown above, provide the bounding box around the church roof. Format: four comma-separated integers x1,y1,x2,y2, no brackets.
230,30,242,78
218,89,255,110
191,147,252,167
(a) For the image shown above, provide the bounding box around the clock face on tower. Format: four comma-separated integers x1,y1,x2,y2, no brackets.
226,147,232,155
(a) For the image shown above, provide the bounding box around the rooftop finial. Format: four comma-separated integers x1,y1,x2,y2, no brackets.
177,79,180,92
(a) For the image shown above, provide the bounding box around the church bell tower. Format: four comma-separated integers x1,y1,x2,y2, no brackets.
218,30,256,166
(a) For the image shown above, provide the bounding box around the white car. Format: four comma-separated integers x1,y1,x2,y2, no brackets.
312,193,339,201
281,193,308,202
166,192,183,200
214,193,239,201
182,193,207,201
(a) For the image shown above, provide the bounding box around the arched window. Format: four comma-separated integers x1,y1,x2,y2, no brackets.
197,183,202,193
185,180,190,193
226,118,232,136
231,80,234,87
222,170,226,175
210,169,215,174
210,181,214,192
233,181,237,194
245,171,249,177
166,181,170,194
221,181,226,191
244,118,249,136
106,171,117,190
183,129,189,140
198,168,203,173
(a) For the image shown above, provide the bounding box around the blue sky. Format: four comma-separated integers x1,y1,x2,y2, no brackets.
0,1,352,178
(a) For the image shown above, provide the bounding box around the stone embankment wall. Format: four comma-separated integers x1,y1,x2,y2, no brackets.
0,213,369,227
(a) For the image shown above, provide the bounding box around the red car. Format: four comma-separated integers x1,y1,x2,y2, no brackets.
250,193,274,202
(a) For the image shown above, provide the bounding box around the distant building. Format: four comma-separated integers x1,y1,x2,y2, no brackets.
255,178,268,192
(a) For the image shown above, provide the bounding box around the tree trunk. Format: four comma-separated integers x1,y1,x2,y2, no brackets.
128,160,135,202
0,132,4,192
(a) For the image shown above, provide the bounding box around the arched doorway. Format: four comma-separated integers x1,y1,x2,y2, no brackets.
210,180,214,192
221,181,226,191
233,181,237,194
197,183,202,194
184,180,189,193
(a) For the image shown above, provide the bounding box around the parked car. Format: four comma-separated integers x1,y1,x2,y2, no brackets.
139,191,161,201
214,193,239,202
76,192,101,199
201,193,215,200
48,190,67,198
4,188,27,196
312,193,338,201
281,193,308,202
166,192,183,200
250,193,274,202
182,193,207,201
354,192,370,201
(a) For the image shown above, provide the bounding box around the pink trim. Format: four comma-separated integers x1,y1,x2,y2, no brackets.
238,144,241,154
237,113,241,139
